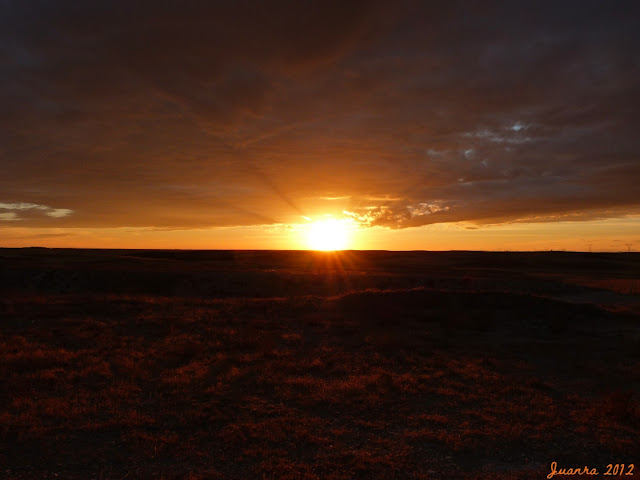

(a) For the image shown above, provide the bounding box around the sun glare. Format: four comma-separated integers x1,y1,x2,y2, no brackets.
307,219,349,251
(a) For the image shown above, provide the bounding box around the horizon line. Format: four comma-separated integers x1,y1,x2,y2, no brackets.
0,246,635,254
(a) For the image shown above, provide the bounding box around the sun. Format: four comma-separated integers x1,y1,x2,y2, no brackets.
307,219,350,251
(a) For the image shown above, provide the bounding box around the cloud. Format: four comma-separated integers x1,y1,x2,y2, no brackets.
0,202,73,221
0,1,638,230
344,201,454,229
463,126,533,144
0,212,19,221
46,208,74,218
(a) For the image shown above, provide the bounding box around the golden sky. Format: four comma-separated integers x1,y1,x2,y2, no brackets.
1,2,639,250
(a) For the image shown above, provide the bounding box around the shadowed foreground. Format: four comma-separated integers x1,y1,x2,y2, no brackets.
1,249,638,479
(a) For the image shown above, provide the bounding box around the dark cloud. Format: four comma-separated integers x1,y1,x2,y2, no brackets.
1,0,639,230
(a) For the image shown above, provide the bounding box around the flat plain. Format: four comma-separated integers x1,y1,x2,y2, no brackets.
1,248,638,479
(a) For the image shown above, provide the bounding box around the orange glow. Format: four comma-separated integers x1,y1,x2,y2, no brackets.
0,216,639,251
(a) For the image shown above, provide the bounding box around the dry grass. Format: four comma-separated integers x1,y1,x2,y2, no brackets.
1,250,639,479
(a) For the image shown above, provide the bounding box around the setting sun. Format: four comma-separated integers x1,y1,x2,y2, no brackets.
307,219,350,251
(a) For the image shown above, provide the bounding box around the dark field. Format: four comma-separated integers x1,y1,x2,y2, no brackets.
1,248,639,479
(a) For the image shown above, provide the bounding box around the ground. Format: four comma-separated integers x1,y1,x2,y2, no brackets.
0,249,638,479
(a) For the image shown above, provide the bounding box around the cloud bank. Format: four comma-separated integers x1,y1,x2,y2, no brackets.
1,1,639,229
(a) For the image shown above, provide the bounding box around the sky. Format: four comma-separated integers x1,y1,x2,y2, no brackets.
1,0,639,251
